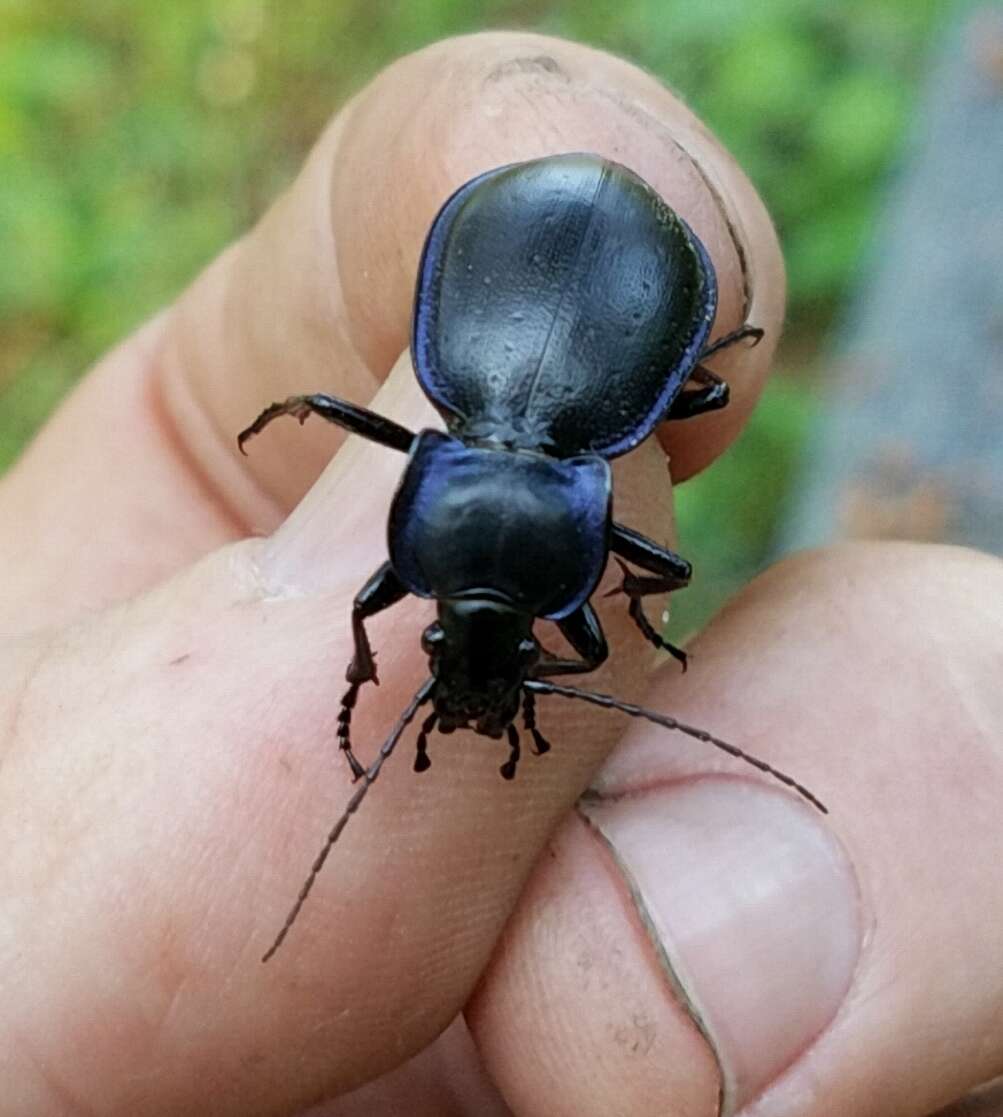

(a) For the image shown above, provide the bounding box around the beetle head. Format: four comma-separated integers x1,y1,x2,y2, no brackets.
423,599,539,735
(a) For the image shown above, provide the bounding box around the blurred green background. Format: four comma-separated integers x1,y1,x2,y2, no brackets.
0,0,955,629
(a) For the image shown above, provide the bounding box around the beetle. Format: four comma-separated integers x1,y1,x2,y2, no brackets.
241,153,823,961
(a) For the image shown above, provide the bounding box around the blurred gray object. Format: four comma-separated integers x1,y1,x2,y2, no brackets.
782,4,1003,556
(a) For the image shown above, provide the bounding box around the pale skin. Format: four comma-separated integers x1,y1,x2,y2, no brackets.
0,31,1001,1117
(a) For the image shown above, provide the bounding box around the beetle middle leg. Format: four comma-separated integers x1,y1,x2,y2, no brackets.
338,562,409,779
608,523,691,670
533,603,609,678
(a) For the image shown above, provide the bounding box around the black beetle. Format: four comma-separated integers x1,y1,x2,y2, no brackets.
241,153,823,961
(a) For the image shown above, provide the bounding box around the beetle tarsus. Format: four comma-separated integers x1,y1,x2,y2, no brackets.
337,683,367,780
522,690,552,755
607,558,688,671
629,596,688,671
414,712,437,773
500,724,521,780
337,563,410,770
699,323,764,361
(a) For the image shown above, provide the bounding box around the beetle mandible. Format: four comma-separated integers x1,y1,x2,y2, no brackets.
240,153,823,962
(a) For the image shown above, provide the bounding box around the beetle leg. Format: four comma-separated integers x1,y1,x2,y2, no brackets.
667,365,730,420
533,603,609,678
610,523,692,585
238,393,416,455
500,724,522,780
413,712,438,772
667,325,764,420
699,323,764,361
608,524,691,671
338,563,410,780
521,689,552,755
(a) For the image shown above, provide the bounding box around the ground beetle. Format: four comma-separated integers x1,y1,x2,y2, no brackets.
241,153,824,961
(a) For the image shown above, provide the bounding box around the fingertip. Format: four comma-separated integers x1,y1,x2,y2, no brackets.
159,31,783,521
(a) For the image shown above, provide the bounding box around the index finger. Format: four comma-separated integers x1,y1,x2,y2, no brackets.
0,32,782,630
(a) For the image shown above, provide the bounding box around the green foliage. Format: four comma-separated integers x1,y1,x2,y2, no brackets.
0,0,956,616
668,376,816,640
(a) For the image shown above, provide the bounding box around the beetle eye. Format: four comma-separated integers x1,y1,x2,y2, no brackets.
422,625,445,654
517,639,539,665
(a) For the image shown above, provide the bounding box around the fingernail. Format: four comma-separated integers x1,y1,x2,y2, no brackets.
581,778,861,1113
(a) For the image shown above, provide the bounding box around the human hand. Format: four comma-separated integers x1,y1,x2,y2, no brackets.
1,32,1001,1117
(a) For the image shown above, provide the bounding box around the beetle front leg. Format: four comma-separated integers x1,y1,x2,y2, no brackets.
521,688,552,756
608,523,691,671
238,393,416,455
337,562,409,779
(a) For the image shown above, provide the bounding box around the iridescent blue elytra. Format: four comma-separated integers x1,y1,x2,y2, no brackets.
240,152,784,962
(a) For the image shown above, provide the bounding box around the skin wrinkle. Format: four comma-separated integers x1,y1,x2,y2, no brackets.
484,55,571,84
7,1016,99,1117
314,98,386,384
928,590,1001,760
332,100,420,397
0,631,55,772
146,346,255,541
576,800,727,1117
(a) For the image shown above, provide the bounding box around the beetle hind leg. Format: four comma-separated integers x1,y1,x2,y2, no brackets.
667,324,764,421
699,323,764,361
614,567,689,671
608,525,692,671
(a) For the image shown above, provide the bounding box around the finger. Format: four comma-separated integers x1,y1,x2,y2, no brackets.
0,34,782,1114
468,543,1003,1117
930,1078,1003,1117
0,31,782,632
159,31,782,520
0,141,779,1117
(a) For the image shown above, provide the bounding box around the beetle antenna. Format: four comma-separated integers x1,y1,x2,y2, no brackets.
524,680,826,813
261,676,436,963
